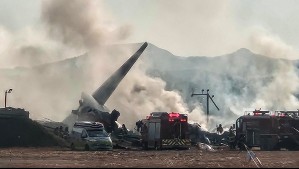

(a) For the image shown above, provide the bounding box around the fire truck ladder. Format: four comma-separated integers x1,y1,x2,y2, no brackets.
292,127,299,134
244,143,263,168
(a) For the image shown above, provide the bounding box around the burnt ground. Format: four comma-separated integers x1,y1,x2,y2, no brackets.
0,147,298,168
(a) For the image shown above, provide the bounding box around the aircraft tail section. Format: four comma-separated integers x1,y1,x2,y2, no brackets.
92,42,148,105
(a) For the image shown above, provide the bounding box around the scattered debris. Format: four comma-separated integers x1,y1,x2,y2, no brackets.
197,143,216,152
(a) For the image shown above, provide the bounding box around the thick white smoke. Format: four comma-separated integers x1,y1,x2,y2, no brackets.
0,0,204,131
2,0,299,133
249,28,299,60
40,0,208,129
0,0,122,120
251,71,299,110
246,28,299,110
106,64,206,129
214,29,299,129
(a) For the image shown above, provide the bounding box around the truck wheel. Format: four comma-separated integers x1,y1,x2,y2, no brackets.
142,142,148,150
70,143,75,151
260,143,267,151
260,134,279,151
260,142,276,151
154,141,158,150
85,144,90,151
285,140,298,151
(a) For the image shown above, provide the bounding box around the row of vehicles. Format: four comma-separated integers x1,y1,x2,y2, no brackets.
69,111,192,151
231,109,299,151
69,109,299,151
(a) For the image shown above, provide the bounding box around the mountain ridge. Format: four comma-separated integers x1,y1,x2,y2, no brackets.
1,42,299,129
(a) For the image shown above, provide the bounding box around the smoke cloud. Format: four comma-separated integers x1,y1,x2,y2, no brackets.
249,28,299,60
42,0,108,50
0,0,123,121
1,0,299,132
250,70,299,110
246,28,299,111
0,0,202,131
106,66,206,129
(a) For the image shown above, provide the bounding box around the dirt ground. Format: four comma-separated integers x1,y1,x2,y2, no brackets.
0,147,298,168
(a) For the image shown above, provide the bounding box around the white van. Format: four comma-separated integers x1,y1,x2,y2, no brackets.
69,121,113,151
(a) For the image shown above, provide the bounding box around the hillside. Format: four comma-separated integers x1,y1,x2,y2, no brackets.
0,42,298,129
0,117,68,147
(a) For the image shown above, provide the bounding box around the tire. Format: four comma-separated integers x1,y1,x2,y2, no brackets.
284,139,298,151
260,142,277,151
142,141,148,150
70,143,75,151
260,143,267,151
259,135,278,151
85,144,90,151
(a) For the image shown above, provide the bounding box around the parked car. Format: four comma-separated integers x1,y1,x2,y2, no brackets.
69,121,113,151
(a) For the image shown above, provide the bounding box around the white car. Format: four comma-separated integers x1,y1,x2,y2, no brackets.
69,121,113,151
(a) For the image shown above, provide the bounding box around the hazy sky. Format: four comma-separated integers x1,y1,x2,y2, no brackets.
1,0,299,58
1,0,299,129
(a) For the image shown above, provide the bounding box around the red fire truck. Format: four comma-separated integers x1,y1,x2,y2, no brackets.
232,109,299,151
139,112,191,150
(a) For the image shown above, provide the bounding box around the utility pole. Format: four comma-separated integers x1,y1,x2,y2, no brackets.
4,89,13,108
191,89,220,124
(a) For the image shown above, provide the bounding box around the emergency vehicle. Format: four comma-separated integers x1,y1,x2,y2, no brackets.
232,109,299,151
139,112,191,150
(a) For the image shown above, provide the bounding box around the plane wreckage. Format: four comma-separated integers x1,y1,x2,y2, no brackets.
63,42,148,135
44,42,226,149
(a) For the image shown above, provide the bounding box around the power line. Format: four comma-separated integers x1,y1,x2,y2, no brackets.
191,89,220,124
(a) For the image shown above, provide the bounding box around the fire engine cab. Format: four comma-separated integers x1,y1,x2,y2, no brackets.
139,112,191,150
